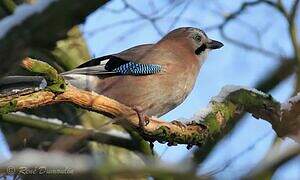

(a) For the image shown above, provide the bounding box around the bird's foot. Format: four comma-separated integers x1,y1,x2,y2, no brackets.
132,106,149,130
171,120,187,129
192,120,208,129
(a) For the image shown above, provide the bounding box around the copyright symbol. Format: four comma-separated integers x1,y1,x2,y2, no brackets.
7,166,15,174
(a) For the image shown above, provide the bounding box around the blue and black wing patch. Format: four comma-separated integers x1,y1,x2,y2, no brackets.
102,56,162,75
110,62,161,75
69,55,162,76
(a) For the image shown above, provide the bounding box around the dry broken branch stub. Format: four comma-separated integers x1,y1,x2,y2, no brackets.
0,58,299,148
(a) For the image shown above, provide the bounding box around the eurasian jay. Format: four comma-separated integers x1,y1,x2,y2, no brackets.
0,27,223,121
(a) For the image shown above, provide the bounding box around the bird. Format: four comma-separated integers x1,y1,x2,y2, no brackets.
0,27,223,124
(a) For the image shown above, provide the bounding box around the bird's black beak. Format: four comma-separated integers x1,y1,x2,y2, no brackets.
206,39,223,50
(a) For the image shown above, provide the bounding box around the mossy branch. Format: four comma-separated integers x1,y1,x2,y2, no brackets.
0,0,16,14
21,57,66,93
0,58,299,148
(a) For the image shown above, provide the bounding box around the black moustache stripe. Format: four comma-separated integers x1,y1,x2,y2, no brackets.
195,44,206,55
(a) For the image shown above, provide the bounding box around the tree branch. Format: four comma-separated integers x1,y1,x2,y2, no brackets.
255,58,295,92
0,113,138,151
1,58,300,148
287,0,300,91
0,0,16,14
218,0,282,58
289,0,299,21
0,149,203,179
0,0,108,77
245,145,300,179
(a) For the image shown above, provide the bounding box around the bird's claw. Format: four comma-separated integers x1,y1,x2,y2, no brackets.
195,120,208,129
132,106,149,130
186,144,194,150
171,120,187,129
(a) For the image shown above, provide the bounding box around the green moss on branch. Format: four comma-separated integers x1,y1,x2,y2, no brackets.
0,100,17,114
0,0,16,14
21,57,66,93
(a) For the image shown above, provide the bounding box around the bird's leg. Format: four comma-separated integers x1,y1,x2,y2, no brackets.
132,106,149,129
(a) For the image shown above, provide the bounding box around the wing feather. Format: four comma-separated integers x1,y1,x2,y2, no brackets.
61,44,160,76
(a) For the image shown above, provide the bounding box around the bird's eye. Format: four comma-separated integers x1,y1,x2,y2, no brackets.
194,35,201,41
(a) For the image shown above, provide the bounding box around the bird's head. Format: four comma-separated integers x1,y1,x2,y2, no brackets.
188,28,223,55
163,27,223,60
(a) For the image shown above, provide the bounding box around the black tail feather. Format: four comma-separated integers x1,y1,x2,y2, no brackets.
0,76,46,97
